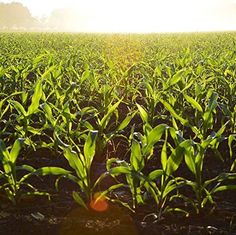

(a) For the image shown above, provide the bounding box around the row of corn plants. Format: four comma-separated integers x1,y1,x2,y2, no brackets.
1,33,236,220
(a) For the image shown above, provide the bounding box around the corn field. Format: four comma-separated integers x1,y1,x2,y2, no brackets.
1,32,236,234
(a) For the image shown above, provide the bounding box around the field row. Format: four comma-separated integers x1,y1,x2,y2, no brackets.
0,33,236,220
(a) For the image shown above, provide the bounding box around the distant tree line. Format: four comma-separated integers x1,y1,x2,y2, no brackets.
0,2,37,30
0,2,77,31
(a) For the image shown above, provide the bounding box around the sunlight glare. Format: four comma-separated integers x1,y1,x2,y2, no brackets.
1,0,236,32
70,0,216,32
89,192,109,212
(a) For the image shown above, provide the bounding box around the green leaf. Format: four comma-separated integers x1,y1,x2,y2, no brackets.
166,140,192,175
160,99,188,126
181,79,194,93
109,166,131,176
213,185,236,193
168,70,183,87
64,148,85,179
208,92,218,111
0,140,9,161
0,140,12,176
9,138,24,163
80,69,91,84
117,113,135,131
144,181,160,204
54,132,69,148
84,130,98,166
231,159,236,172
143,124,167,158
26,191,50,200
145,81,154,95
184,147,196,175
72,191,88,209
17,164,36,172
33,53,49,65
56,174,81,191
228,134,235,159
184,94,203,112
161,132,168,170
130,140,143,171
41,65,56,79
163,180,177,198
27,126,43,135
3,92,24,101
100,100,121,130
201,122,227,149
203,110,212,129
42,102,55,126
92,172,110,190
83,121,94,130
108,198,135,212
27,80,43,115
136,103,148,123
96,183,125,200
148,169,163,181
35,167,71,176
168,207,189,216
10,100,27,117
106,158,128,171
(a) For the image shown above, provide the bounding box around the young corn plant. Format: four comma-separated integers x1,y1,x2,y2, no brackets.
56,130,108,209
136,103,167,161
161,88,236,214
0,138,70,205
0,92,22,140
98,123,168,211
105,139,146,211
218,68,236,132
9,78,44,149
84,99,135,162
161,89,224,159
181,122,236,215
143,128,192,219
220,103,236,134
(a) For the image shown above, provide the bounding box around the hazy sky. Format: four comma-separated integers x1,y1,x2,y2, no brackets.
1,0,236,32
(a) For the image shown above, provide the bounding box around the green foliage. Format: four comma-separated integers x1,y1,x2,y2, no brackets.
0,32,236,218
0,139,70,205
57,130,109,209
